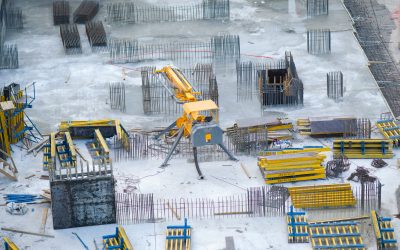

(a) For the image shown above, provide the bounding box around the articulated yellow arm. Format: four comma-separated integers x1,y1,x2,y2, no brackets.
155,66,201,102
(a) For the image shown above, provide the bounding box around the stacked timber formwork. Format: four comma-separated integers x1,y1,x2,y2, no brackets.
258,152,326,184
333,139,394,159
288,184,356,209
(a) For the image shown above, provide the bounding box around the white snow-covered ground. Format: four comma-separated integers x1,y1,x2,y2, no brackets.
1,0,400,249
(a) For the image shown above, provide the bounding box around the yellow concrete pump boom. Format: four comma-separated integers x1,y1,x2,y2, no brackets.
155,66,201,102
154,66,237,178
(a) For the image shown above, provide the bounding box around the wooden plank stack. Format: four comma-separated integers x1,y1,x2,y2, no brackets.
288,183,356,209
258,152,326,184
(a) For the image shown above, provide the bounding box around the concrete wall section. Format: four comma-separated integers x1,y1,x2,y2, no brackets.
51,176,116,229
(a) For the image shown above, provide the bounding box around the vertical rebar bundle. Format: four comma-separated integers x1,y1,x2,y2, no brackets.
307,29,331,55
85,21,107,50
327,71,343,101
73,0,99,24
106,0,230,24
53,1,70,25
5,8,23,30
344,118,371,139
141,64,219,115
211,34,240,61
109,82,126,112
60,24,82,54
307,0,329,17
0,44,18,69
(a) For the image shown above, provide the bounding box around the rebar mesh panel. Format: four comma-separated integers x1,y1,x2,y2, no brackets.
106,0,230,24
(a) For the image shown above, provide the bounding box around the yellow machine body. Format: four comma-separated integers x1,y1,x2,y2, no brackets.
177,100,219,137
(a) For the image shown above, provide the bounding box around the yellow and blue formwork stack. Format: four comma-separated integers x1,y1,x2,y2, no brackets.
376,119,400,147
258,152,326,184
286,206,309,243
103,226,134,250
333,139,394,159
0,83,38,157
3,237,19,250
371,210,397,250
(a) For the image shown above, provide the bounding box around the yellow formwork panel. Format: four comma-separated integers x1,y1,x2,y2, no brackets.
288,184,356,209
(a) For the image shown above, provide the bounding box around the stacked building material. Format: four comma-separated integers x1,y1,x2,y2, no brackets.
309,221,365,249
376,119,400,147
85,21,107,49
286,206,309,243
259,145,330,156
53,1,70,25
333,139,394,159
371,210,397,250
258,152,326,184
73,0,99,23
60,24,81,54
288,183,356,209
297,116,357,136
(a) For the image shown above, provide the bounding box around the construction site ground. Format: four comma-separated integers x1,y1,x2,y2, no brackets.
1,0,400,249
